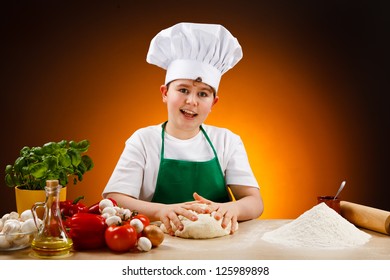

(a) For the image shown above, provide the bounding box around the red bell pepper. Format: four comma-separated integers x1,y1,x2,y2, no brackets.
87,198,118,214
68,212,107,250
60,196,88,218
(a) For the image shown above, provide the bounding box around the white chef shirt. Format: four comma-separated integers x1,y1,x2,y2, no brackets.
102,123,259,201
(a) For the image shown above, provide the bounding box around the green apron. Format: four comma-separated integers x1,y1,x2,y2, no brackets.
152,122,230,204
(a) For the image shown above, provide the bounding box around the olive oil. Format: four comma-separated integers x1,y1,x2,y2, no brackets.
31,180,73,258
31,237,73,257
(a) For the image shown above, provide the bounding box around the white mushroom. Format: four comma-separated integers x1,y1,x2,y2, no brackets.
21,218,39,233
137,237,152,252
1,213,10,223
121,208,132,220
12,234,30,247
102,206,116,216
99,199,114,212
3,219,21,234
3,220,22,242
8,211,19,220
0,235,11,249
105,215,122,226
101,213,111,219
130,218,144,233
20,210,34,222
114,207,132,220
0,211,39,250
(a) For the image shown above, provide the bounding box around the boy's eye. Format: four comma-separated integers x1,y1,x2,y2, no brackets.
198,92,210,97
179,88,189,94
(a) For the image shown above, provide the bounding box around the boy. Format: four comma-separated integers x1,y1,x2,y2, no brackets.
103,22,263,235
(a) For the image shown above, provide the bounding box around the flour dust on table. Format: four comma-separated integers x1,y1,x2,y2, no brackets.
261,202,371,249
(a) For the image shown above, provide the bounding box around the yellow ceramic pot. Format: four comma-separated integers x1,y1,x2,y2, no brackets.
15,186,67,215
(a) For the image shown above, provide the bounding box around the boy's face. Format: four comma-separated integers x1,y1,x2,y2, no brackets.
161,79,219,138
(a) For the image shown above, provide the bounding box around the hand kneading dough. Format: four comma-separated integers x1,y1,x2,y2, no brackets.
160,207,238,239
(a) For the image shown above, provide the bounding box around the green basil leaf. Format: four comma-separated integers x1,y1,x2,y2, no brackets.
29,162,48,179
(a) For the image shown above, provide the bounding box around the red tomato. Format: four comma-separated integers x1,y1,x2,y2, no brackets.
105,224,137,252
131,213,150,228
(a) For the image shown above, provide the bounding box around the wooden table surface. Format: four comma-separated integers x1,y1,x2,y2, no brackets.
1,219,390,260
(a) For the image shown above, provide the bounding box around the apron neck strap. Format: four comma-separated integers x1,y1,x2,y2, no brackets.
199,125,219,158
160,121,167,159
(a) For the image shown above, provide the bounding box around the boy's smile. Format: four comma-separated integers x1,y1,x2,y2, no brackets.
180,108,198,119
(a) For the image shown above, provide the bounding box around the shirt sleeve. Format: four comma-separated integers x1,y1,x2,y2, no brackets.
224,136,259,188
102,131,146,199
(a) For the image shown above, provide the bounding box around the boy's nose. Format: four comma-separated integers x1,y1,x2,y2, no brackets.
185,93,198,105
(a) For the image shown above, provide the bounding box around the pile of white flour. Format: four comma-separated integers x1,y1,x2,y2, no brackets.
262,202,371,249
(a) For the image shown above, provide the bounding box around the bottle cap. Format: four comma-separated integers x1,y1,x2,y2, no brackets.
46,180,59,187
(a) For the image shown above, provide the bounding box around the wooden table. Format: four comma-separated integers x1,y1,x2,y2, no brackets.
1,219,390,260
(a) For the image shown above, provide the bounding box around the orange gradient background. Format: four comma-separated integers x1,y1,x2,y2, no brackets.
1,1,388,218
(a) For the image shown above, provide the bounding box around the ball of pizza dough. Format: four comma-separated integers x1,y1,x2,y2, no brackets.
160,205,238,239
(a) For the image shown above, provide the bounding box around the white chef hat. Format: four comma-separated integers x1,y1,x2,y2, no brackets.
146,22,243,93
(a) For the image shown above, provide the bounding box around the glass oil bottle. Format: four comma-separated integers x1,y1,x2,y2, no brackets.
31,179,73,258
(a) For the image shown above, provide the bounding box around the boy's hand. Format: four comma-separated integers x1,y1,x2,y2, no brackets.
192,192,238,234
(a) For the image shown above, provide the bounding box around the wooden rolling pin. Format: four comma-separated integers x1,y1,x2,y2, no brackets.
340,201,390,235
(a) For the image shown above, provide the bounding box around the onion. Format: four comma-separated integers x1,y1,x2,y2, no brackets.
143,225,164,247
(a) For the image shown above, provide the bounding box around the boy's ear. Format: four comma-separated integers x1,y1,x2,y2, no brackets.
212,95,219,106
160,85,168,102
